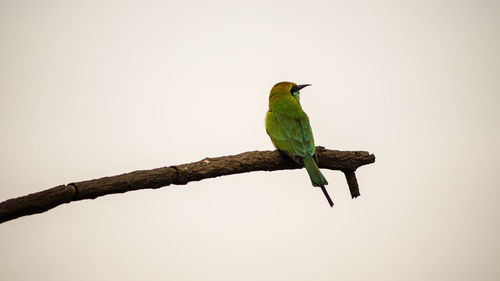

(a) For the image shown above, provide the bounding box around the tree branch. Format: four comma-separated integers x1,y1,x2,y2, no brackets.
0,147,375,223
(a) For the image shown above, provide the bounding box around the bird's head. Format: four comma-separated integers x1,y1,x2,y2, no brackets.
269,81,311,103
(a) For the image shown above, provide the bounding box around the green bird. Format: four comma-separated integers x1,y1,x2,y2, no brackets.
265,81,333,207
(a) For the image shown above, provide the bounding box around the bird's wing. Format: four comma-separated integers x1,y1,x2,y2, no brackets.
297,113,316,157
266,111,315,159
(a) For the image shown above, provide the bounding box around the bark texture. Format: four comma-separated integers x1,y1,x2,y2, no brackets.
0,147,375,223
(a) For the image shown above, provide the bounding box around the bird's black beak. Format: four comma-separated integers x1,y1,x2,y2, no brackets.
296,84,311,91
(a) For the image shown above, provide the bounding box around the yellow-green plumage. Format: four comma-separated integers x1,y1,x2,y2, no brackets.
265,81,333,207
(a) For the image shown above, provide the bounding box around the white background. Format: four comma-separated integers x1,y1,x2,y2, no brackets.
1,0,499,280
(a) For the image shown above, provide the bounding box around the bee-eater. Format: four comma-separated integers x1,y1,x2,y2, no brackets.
265,81,333,207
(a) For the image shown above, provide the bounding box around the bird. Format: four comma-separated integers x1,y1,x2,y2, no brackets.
265,81,333,207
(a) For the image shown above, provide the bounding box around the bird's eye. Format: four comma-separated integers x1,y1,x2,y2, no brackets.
290,85,297,94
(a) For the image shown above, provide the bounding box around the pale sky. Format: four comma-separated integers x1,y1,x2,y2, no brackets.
1,0,499,280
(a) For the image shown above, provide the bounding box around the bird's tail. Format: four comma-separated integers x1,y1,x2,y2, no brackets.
303,156,333,207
